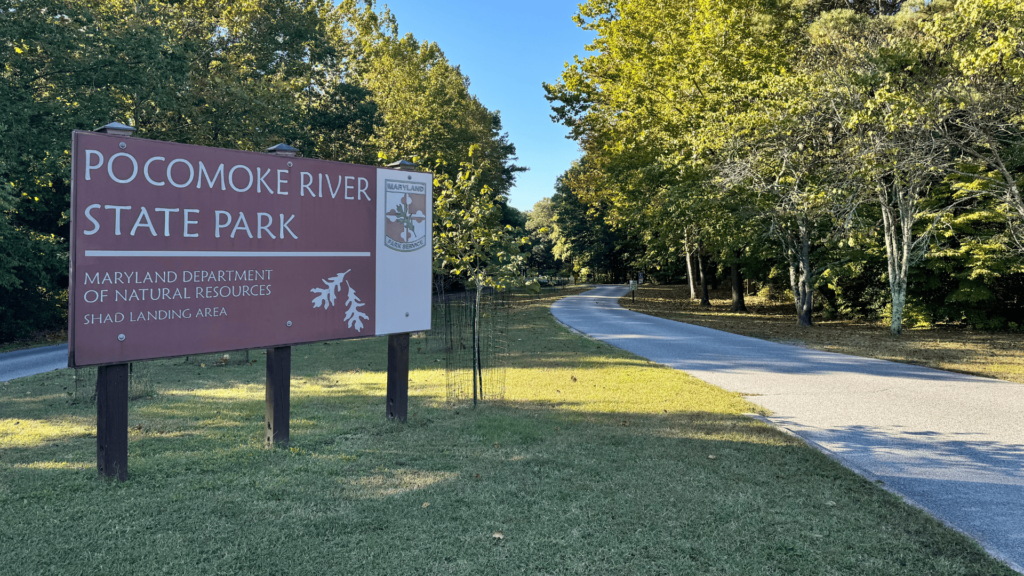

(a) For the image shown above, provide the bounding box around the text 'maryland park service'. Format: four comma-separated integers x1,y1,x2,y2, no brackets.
69,131,432,367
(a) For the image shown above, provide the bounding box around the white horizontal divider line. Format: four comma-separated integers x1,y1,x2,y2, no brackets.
84,250,371,258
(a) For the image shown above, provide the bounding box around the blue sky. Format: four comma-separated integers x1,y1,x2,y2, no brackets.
377,1,594,211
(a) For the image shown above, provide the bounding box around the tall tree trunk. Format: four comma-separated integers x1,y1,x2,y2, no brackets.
792,222,813,326
731,258,747,312
697,245,711,307
879,190,913,336
788,263,801,320
684,231,697,300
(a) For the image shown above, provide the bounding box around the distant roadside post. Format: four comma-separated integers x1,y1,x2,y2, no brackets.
630,280,637,302
70,125,432,480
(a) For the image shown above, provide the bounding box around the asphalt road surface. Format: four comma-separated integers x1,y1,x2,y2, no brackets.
553,285,1024,572
0,344,68,382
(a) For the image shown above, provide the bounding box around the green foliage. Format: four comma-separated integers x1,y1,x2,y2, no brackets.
547,0,1024,332
0,181,67,341
0,0,521,342
432,154,523,287
349,8,524,197
432,151,525,403
523,198,564,276
551,167,633,282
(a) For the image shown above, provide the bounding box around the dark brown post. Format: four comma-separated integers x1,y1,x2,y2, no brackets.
91,122,137,481
383,157,417,422
387,333,410,422
262,143,299,448
96,363,129,481
265,346,291,447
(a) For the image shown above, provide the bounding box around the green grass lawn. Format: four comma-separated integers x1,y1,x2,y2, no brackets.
0,293,1013,575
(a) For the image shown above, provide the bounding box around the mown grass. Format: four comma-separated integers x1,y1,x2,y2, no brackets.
0,292,1014,575
623,284,1024,385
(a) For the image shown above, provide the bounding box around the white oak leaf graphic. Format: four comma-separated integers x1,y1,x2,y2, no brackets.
311,271,370,333
311,270,350,310
344,281,369,332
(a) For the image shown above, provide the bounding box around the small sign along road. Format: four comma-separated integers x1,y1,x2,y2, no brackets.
70,126,432,480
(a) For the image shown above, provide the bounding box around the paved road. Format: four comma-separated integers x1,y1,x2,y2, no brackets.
553,285,1024,572
0,344,68,382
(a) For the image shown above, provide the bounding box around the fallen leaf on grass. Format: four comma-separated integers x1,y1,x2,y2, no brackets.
707,455,716,460
422,502,430,508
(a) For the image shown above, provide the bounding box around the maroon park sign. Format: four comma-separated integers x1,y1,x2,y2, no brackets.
69,131,432,367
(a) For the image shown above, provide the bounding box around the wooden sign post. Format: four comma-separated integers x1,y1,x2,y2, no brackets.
96,363,129,481
386,333,410,422
70,125,431,480
265,346,291,447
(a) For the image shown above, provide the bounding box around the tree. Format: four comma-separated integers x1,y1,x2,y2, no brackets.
721,69,861,326
546,0,804,303
544,0,1024,332
922,0,1024,246
551,166,632,283
809,8,968,334
524,198,561,276
433,153,523,406
346,6,524,196
0,0,195,339
0,178,67,341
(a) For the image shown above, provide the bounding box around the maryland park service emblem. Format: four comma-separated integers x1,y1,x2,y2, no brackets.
384,180,428,252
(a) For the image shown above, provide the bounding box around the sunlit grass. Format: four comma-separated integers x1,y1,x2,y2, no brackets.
11,460,91,471
0,290,1014,575
0,416,93,449
348,469,461,499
